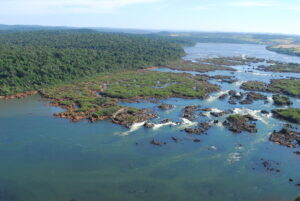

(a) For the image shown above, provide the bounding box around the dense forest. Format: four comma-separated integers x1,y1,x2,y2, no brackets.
0,30,184,95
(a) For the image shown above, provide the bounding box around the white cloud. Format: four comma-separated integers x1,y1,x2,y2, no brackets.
230,1,275,7
193,6,209,10
0,0,161,15
287,6,300,10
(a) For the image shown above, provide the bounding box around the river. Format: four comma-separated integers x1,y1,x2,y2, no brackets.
0,43,300,201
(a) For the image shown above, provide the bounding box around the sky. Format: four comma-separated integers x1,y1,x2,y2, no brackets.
0,0,299,35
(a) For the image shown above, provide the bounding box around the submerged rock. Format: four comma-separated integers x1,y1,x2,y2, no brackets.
160,119,172,124
184,127,205,134
260,158,281,173
193,139,201,143
171,137,178,142
294,151,300,155
158,104,174,110
150,139,161,146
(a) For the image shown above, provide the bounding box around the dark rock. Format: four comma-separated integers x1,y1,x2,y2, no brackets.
210,110,232,117
150,139,161,146
198,122,211,130
185,121,211,134
144,122,155,128
219,94,228,100
201,108,212,112
260,158,281,173
294,151,300,155
160,119,172,124
171,137,178,142
184,127,205,134
229,90,237,96
158,104,174,110
261,110,269,114
193,139,201,143
228,96,237,105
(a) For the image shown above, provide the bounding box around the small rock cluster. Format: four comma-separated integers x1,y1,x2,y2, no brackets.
223,114,258,133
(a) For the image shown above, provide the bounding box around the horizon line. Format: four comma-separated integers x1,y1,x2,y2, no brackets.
1,23,300,37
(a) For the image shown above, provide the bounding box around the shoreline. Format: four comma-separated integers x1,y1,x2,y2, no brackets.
0,90,38,100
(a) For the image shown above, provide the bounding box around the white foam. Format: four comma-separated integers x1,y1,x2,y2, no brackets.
118,121,146,136
152,121,177,130
208,145,217,150
234,81,244,86
178,118,198,128
211,108,223,113
267,96,274,104
227,152,242,164
251,72,272,77
235,146,244,150
206,91,229,103
205,108,223,118
216,121,224,127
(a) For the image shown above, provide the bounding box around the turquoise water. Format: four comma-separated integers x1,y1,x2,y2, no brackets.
0,43,300,201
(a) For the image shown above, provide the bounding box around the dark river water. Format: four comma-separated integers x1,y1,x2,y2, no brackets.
0,43,300,201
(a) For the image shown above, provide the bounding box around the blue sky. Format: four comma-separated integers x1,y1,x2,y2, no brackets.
0,0,299,34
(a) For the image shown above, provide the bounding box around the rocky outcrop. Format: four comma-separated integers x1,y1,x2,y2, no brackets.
112,109,157,128
184,121,211,134
269,126,300,148
239,92,267,104
210,110,232,117
182,105,200,121
223,114,258,133
228,90,245,104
